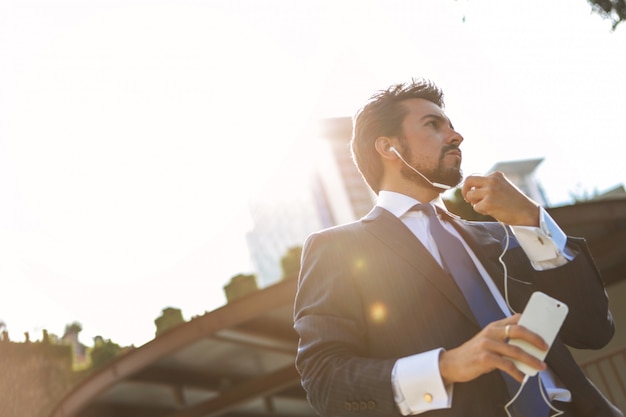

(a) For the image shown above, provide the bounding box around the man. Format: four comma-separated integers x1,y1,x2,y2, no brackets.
293,79,621,417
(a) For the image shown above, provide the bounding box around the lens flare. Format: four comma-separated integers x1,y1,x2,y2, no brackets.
370,302,387,323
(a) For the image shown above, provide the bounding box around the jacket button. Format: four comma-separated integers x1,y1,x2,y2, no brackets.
351,401,359,411
367,400,376,409
344,401,352,411
359,401,367,410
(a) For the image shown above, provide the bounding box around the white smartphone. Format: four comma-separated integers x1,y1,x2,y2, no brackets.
508,291,569,376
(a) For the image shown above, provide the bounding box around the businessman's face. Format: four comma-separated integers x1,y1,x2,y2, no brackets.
397,98,464,188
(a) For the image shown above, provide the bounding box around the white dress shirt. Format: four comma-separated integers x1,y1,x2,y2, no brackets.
376,191,573,415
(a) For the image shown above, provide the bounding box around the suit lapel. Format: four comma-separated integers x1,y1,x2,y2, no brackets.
450,218,534,313
361,207,477,324
446,216,504,262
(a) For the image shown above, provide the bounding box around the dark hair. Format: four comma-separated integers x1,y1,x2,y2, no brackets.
351,79,444,194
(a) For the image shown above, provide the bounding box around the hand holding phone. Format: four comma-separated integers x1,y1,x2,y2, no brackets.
508,292,569,376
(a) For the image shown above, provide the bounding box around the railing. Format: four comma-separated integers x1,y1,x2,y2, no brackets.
578,346,626,412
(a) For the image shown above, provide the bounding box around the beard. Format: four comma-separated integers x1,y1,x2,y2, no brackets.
400,145,463,188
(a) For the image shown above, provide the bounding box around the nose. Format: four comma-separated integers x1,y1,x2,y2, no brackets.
448,127,463,145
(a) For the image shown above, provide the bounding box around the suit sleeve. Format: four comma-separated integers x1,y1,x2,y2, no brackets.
503,208,615,349
294,230,399,417
531,235,615,349
498,217,615,350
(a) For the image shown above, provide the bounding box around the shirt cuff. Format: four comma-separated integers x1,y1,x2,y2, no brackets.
392,349,452,415
511,207,574,270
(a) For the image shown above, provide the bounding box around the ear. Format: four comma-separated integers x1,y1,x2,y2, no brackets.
375,136,398,160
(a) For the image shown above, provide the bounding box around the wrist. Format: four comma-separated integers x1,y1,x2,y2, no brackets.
438,350,454,387
522,203,540,227
504,201,540,227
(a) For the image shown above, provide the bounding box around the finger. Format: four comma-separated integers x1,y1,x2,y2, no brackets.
504,324,512,340
464,187,487,209
480,337,547,381
481,317,547,381
469,341,542,384
461,175,485,199
489,353,526,383
497,316,548,350
498,345,548,382
511,324,549,351
484,315,520,339
498,357,532,383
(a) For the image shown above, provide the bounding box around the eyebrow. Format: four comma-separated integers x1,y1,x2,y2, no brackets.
420,113,455,130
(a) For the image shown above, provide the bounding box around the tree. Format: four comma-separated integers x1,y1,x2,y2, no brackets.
64,322,82,336
587,0,626,29
569,184,601,203
223,274,258,302
154,307,185,337
280,246,303,280
90,336,123,368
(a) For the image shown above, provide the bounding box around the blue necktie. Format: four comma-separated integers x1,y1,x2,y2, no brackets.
416,204,549,417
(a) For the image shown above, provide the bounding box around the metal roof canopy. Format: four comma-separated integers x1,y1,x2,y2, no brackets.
548,198,626,286
488,158,544,176
49,278,315,417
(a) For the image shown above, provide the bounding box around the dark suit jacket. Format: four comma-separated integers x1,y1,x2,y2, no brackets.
294,206,622,417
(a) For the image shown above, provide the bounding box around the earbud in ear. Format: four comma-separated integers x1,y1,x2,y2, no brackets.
388,146,400,157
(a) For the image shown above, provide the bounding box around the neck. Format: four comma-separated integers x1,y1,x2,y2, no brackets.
379,164,447,203
381,180,442,204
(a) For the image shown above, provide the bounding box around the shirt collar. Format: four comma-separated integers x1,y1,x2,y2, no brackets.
377,190,448,218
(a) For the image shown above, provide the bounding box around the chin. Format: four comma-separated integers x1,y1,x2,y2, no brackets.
439,168,463,188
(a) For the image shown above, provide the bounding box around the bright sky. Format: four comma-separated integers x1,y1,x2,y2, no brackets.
1,0,625,347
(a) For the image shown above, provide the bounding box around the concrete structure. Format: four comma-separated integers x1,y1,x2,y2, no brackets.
0,339,76,417
245,117,374,287
315,117,375,222
246,190,323,288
